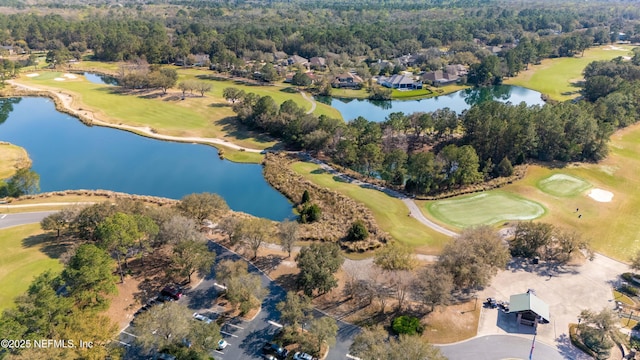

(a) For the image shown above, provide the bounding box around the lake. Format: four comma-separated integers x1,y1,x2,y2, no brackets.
324,85,546,122
0,97,293,221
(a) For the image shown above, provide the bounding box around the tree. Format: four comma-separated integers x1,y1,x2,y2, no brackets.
134,301,192,353
276,291,312,328
40,207,78,238
309,317,338,353
278,219,299,258
301,189,311,204
218,216,241,243
156,215,204,246
392,315,423,335
510,222,554,259
96,212,142,283
296,243,344,296
194,81,212,96
152,67,178,94
299,203,322,223
349,326,388,360
292,71,312,87
189,319,222,354
413,266,454,311
3,168,39,197
577,308,619,359
346,220,369,242
61,244,117,311
177,192,229,222
236,218,273,260
374,242,416,271
496,156,514,177
178,80,196,98
390,335,447,360
222,87,245,103
171,239,215,284
260,63,278,83
438,226,509,291
217,260,266,315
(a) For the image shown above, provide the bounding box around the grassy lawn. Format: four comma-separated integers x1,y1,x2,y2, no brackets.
0,224,63,311
290,161,449,254
537,173,592,197
0,143,30,179
504,44,636,101
425,191,546,229
16,64,342,159
391,88,434,99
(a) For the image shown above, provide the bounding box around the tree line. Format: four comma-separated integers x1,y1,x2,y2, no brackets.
227,87,611,195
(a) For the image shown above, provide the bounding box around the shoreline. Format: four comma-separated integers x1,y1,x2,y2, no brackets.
3,80,265,163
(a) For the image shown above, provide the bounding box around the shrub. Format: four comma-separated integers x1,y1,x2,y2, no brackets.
299,203,321,223
346,220,369,242
622,272,635,283
619,284,638,297
392,315,423,335
301,189,311,204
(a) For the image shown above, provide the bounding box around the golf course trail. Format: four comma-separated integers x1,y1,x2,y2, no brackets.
8,79,263,153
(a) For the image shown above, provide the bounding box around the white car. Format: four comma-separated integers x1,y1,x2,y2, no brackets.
192,312,213,324
217,339,229,350
293,352,314,360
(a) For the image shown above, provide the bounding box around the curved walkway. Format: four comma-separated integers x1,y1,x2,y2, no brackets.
7,79,262,153
299,91,316,114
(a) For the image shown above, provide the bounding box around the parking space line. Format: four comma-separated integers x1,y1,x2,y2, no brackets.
268,320,283,328
214,350,224,354
117,341,131,347
121,331,138,338
220,330,238,338
0,214,6,219
224,323,244,330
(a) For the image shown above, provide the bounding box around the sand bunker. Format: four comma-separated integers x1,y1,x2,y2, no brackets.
53,77,66,81
588,188,613,202
604,45,625,51
63,73,77,79
25,73,39,77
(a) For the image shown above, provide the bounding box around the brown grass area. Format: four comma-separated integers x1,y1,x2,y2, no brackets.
0,142,31,179
422,301,481,344
263,153,388,252
104,276,144,331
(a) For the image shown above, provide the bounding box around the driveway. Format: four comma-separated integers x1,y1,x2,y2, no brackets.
475,253,628,358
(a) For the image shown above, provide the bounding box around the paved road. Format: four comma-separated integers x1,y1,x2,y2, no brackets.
0,210,56,229
122,241,358,359
438,334,567,360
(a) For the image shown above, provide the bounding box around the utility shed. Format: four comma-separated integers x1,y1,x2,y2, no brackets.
509,291,550,327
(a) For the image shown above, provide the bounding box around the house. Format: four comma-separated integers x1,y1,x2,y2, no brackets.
192,54,210,67
445,64,468,77
394,54,420,67
332,72,363,89
284,71,317,84
508,291,550,327
421,70,459,86
0,45,14,56
378,74,422,89
287,55,309,67
309,56,326,69
273,51,289,64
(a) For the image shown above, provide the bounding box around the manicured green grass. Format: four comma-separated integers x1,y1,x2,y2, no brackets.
391,88,434,99
290,161,449,253
427,191,546,228
504,45,636,101
537,173,592,197
0,224,63,311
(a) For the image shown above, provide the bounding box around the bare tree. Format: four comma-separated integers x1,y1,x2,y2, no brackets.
278,219,299,258
237,218,273,259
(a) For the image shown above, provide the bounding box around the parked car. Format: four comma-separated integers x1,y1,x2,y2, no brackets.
193,312,213,324
293,352,314,360
160,285,183,300
262,342,289,358
264,355,278,360
217,339,229,350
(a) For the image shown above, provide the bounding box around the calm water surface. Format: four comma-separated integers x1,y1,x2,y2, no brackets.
0,97,293,220
325,85,546,122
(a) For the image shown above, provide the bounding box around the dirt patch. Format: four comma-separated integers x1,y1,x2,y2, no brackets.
104,276,144,331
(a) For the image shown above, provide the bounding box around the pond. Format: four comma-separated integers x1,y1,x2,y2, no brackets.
324,85,546,122
0,97,293,221
84,72,119,86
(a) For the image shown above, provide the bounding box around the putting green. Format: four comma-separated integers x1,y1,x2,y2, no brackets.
427,191,546,228
537,173,592,197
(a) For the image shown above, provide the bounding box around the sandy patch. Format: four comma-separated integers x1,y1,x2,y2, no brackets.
588,188,613,202
25,73,39,77
604,45,626,51
53,77,65,81
63,73,77,79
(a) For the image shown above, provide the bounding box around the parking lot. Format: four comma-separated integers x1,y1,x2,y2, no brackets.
476,253,628,356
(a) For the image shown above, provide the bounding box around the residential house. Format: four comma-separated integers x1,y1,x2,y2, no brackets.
394,54,420,67
422,70,460,86
309,56,326,69
332,72,363,89
192,54,210,67
0,45,14,56
287,55,309,67
378,74,422,89
445,64,468,77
